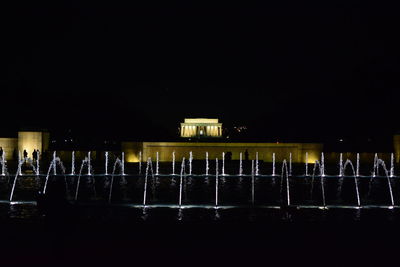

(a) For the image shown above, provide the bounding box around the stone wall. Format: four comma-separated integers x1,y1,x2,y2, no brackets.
0,138,18,160
122,142,323,163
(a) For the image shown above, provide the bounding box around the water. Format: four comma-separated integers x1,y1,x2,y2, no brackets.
87,151,91,175
356,153,360,177
215,158,219,207
121,152,125,175
105,151,108,175
391,153,395,177
272,153,276,176
36,151,40,176
280,160,290,206
222,152,225,176
3,151,400,222
342,159,361,206
239,152,243,176
71,151,75,175
205,152,209,175
172,151,175,175
255,152,259,176
156,152,159,175
189,151,193,175
1,152,6,176
108,158,124,203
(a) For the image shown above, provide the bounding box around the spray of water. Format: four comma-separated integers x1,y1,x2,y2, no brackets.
280,160,291,206
342,159,361,206
215,158,219,207
272,153,276,176
108,158,125,203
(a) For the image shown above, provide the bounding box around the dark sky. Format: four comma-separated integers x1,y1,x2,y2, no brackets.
2,1,400,144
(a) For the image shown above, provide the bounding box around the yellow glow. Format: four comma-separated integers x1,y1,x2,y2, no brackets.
18,132,43,157
184,118,219,123
125,153,139,163
306,154,319,164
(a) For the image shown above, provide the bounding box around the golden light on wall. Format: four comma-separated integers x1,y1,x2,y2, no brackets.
306,153,319,164
125,152,139,163
18,132,43,157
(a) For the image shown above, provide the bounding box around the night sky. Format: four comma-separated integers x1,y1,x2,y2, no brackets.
2,1,400,148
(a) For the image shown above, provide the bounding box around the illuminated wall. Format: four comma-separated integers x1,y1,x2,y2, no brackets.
0,138,18,160
18,131,49,157
122,141,323,163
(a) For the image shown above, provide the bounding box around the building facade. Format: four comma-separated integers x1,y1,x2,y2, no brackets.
180,118,222,138
0,131,49,160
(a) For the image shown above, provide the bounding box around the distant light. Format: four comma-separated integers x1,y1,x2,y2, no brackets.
339,139,344,142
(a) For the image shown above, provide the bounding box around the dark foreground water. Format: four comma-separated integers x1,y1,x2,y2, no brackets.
2,173,400,266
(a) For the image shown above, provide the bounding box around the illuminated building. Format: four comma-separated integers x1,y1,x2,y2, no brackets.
180,118,222,138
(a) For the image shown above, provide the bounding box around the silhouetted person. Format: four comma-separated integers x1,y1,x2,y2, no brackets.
0,147,3,158
32,149,37,162
245,149,249,161
226,152,232,161
23,150,28,159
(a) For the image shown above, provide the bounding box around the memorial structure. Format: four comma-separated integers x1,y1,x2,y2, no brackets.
180,118,222,138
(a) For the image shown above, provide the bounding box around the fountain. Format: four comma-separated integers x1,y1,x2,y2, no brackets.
373,153,379,177
342,159,361,206
280,160,291,206
108,157,124,203
239,152,243,176
42,156,68,195
356,153,360,177
205,152,209,175
289,153,292,176
310,160,326,207
143,157,154,207
189,151,193,175
272,153,276,176
370,159,394,206
105,151,109,175
222,152,225,176
18,151,22,176
5,149,400,216
75,157,89,201
172,151,175,175
87,151,91,175
1,151,6,176
255,152,259,176
156,152,159,175
52,151,57,175
36,151,40,176
9,157,26,201
215,158,219,207
121,152,125,175
71,151,75,175
321,152,325,177
390,153,395,177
